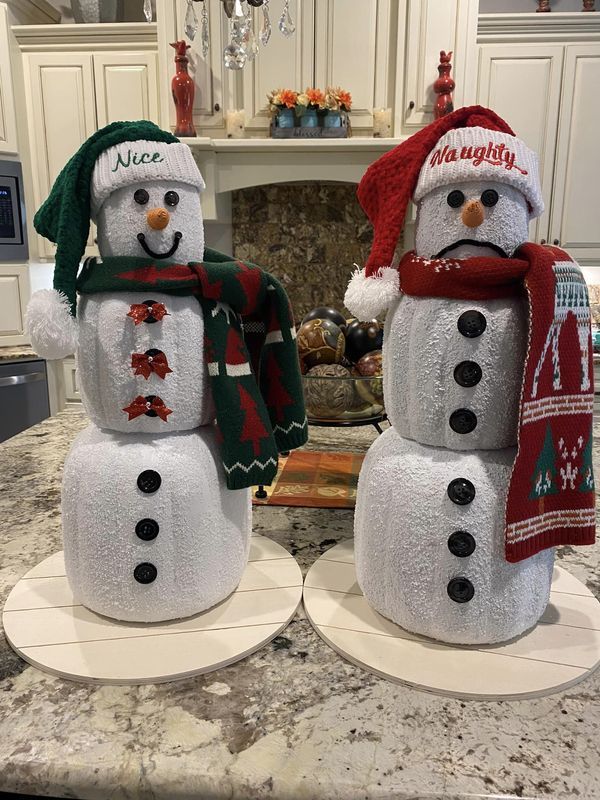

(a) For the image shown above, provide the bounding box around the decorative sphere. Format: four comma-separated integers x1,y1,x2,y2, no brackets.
356,349,383,377
297,318,345,369
303,364,354,419
344,319,383,364
302,306,347,331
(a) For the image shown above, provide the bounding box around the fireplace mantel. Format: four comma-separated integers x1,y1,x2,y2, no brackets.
186,137,401,221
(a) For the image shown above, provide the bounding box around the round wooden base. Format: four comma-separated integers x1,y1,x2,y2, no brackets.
303,541,600,700
3,536,302,685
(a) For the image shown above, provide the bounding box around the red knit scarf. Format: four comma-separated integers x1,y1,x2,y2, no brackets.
398,243,596,563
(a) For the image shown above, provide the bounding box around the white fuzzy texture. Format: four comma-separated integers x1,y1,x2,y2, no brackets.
415,180,530,260
414,126,544,218
91,141,205,220
96,180,204,263
383,294,526,449
355,427,554,645
344,266,399,321
62,424,251,622
77,291,214,432
26,289,78,360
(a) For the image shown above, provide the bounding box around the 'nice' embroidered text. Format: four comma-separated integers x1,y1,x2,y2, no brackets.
111,150,165,172
429,141,528,175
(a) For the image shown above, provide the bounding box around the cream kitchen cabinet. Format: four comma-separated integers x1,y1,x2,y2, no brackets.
0,4,19,155
395,0,479,136
0,264,31,346
477,14,600,266
20,33,160,258
476,42,564,246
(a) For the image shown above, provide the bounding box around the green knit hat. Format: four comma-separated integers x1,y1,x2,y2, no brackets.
34,121,180,317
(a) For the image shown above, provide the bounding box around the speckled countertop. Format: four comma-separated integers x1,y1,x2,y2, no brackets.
0,409,599,800
0,345,37,361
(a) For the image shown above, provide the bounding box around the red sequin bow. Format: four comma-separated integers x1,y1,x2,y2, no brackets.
131,351,173,380
127,302,169,325
122,395,173,422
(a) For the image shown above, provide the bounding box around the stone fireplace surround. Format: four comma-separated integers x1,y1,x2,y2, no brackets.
191,138,399,321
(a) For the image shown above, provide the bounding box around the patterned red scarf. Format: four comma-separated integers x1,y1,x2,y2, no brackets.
398,243,595,563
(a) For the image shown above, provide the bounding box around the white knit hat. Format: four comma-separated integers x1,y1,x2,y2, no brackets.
90,140,205,220
414,126,543,217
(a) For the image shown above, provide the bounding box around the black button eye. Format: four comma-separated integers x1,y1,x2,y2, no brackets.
481,189,499,207
447,190,465,208
164,191,179,207
134,189,149,205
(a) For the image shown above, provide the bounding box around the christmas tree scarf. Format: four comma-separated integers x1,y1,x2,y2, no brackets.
76,249,308,489
398,242,596,563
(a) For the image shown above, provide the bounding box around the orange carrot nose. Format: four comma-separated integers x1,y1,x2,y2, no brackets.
147,207,170,230
461,199,485,228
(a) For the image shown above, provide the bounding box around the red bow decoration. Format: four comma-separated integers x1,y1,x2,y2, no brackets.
127,302,169,325
131,351,173,380
122,395,173,422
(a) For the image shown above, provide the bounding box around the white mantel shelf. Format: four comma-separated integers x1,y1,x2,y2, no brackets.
183,137,401,153
188,137,400,221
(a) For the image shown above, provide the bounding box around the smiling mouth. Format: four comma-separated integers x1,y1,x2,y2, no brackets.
435,239,508,259
137,231,182,260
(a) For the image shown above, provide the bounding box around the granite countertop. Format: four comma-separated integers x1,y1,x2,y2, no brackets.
0,345,38,362
0,409,599,800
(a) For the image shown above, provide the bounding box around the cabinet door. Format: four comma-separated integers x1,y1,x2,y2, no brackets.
550,45,600,265
398,0,478,135
93,52,159,127
0,5,19,155
314,0,395,132
0,264,30,346
23,52,96,258
241,0,315,133
477,43,564,246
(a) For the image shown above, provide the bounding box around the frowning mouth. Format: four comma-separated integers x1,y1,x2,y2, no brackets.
435,239,508,259
137,231,182,260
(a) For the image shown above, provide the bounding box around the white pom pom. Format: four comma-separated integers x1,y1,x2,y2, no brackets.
26,289,78,360
344,266,399,321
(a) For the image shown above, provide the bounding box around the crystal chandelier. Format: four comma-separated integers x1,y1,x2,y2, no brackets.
179,0,296,70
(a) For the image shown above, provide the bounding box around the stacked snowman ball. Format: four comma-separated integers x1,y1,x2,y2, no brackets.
296,306,384,419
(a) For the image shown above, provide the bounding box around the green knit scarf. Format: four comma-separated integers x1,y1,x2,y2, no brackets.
76,250,308,489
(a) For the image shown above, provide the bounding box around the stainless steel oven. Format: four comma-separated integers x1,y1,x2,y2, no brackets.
0,159,28,262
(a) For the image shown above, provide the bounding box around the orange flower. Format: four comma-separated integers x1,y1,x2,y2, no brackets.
337,89,352,110
279,89,298,109
306,87,326,108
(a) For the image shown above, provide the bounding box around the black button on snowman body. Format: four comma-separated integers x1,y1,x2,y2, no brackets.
448,531,476,557
447,477,475,505
134,562,158,584
447,577,475,603
457,310,487,338
137,469,161,493
136,518,159,541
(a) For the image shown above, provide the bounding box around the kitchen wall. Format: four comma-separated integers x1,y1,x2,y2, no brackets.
231,182,374,321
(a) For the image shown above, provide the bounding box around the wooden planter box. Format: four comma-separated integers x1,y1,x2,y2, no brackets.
270,111,351,139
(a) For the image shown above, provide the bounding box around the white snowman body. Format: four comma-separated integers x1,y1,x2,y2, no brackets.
354,179,555,645
61,174,251,622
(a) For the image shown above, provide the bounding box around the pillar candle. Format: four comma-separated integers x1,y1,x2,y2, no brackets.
372,108,392,138
225,110,246,139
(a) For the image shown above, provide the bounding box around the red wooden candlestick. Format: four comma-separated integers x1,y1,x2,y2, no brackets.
170,40,197,138
433,50,455,120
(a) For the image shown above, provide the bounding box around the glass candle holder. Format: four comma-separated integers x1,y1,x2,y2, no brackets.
372,108,392,138
225,109,246,138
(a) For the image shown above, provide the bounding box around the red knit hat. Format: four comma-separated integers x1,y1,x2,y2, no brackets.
344,105,543,320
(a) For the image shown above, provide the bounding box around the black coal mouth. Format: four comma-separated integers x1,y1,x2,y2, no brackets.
435,239,508,259
137,231,182,260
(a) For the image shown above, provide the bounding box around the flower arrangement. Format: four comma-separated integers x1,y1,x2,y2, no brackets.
267,88,298,112
325,87,352,112
267,87,352,114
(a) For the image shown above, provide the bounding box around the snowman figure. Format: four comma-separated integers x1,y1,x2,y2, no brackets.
27,121,307,623
345,106,595,645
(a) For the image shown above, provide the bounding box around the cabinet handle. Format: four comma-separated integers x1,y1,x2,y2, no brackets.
408,100,415,110
214,103,220,112
540,239,547,244
0,372,45,387
553,239,560,246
